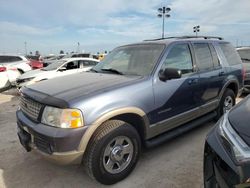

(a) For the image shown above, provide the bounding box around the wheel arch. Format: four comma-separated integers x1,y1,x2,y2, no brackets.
219,80,239,99
226,82,238,97
78,107,149,154
17,68,24,74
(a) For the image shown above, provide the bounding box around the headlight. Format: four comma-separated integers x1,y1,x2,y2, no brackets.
219,113,250,163
41,106,84,128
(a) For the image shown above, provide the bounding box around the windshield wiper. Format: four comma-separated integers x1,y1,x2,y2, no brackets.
89,68,98,73
101,68,123,75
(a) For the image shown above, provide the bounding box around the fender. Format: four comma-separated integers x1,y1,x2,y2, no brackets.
77,107,149,153
218,79,239,101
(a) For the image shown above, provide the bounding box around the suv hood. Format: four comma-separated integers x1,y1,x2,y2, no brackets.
18,69,54,80
22,72,143,106
228,96,250,145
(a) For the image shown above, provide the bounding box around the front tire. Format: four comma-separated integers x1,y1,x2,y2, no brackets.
84,120,141,185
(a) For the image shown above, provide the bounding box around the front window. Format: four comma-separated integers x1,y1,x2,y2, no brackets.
161,44,193,75
93,44,165,76
42,60,67,71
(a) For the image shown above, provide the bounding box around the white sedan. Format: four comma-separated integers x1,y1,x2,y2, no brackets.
16,57,99,88
0,55,32,73
0,65,21,92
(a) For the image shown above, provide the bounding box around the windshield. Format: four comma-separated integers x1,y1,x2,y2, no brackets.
42,60,67,71
92,44,165,76
237,49,250,61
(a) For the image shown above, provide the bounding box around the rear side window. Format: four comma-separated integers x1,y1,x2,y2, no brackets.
80,60,96,67
220,43,242,65
0,56,9,63
10,56,22,62
237,49,250,61
161,44,193,74
209,44,220,67
0,56,22,62
90,61,98,66
193,43,213,71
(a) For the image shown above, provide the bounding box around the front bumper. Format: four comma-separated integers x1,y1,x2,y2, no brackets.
204,124,250,188
16,110,88,165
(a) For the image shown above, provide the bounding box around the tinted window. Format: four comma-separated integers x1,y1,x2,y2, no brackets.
0,56,9,63
220,43,242,65
209,44,220,67
161,44,193,74
10,56,22,62
0,56,22,63
193,43,213,71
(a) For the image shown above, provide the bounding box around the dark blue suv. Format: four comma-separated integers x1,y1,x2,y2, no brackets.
17,36,243,184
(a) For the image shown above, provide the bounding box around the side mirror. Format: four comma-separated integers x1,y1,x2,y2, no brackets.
159,68,182,81
58,67,67,72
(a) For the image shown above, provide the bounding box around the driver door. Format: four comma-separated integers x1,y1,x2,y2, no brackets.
57,60,80,76
150,43,201,135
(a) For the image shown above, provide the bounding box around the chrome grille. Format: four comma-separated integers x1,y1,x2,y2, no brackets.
20,96,42,120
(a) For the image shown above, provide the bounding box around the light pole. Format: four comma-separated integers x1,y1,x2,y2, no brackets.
24,41,27,55
157,6,171,39
77,42,80,53
193,25,200,37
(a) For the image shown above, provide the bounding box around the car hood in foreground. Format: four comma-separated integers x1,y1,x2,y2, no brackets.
21,72,143,106
18,69,53,80
228,96,250,145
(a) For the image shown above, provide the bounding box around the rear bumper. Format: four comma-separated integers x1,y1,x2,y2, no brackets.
204,125,250,187
0,81,11,92
16,110,88,165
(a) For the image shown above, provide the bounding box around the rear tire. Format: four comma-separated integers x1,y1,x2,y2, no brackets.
84,120,141,185
215,89,235,120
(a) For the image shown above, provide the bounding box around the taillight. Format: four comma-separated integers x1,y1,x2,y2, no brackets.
8,67,17,71
0,67,7,72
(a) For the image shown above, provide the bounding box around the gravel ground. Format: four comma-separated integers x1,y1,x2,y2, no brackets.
0,88,244,188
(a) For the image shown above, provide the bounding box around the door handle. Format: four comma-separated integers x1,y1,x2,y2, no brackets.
188,78,199,85
219,71,225,76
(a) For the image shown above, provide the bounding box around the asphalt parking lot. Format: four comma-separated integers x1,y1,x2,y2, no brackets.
0,89,244,188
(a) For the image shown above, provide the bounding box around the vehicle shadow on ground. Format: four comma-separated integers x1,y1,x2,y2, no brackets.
0,89,232,188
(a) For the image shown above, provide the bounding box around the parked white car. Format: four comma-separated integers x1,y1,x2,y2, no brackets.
0,55,32,74
16,57,99,88
0,64,21,92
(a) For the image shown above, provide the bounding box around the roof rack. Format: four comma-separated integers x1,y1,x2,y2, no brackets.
144,35,224,41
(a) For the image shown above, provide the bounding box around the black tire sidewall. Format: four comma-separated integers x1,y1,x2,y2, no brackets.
91,124,141,185
218,89,235,118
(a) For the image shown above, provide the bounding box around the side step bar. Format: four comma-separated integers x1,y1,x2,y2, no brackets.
145,111,217,148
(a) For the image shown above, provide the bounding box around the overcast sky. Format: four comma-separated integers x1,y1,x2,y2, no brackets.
0,0,250,55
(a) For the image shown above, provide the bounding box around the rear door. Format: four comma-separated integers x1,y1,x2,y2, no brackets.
192,42,225,115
